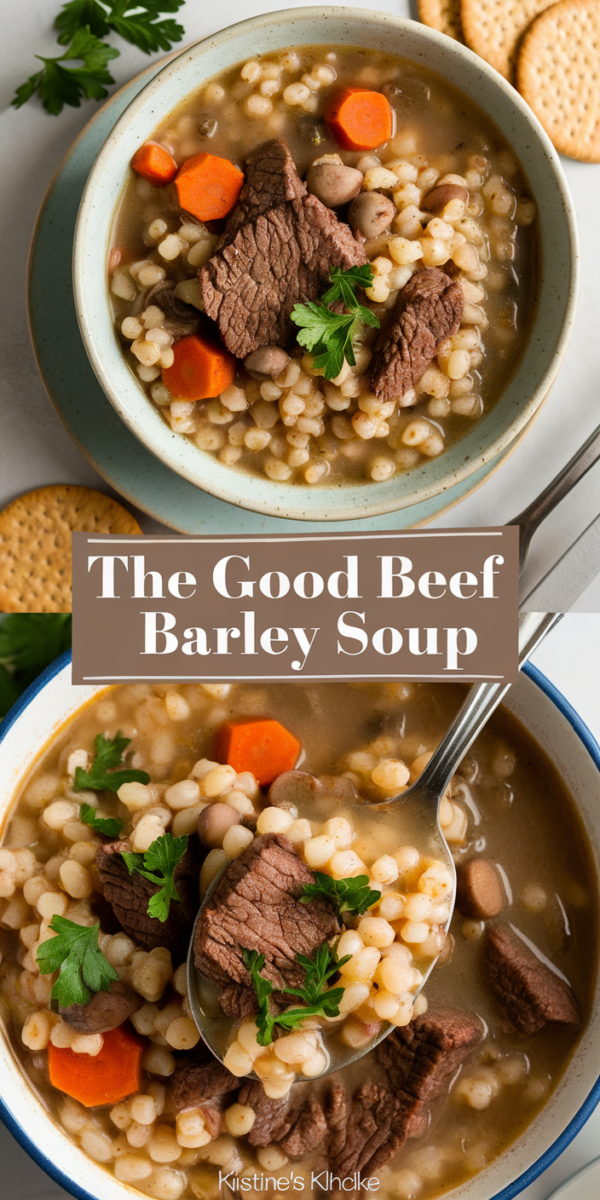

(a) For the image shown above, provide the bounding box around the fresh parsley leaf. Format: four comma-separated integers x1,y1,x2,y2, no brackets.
290,265,380,380
12,26,119,116
121,833,188,922
73,731,150,794
301,873,381,917
80,802,124,838
36,915,119,1008
243,943,349,1047
55,0,185,54
0,615,72,718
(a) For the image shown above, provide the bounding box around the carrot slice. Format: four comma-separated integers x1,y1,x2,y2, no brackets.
175,153,244,222
215,719,301,787
131,142,178,187
325,88,394,151
162,333,235,401
48,1025,143,1108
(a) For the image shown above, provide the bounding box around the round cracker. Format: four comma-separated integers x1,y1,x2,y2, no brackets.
460,0,556,79
418,0,464,41
517,0,600,161
0,486,142,614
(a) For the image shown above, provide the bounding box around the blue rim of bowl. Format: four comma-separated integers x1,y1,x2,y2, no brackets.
0,657,599,1199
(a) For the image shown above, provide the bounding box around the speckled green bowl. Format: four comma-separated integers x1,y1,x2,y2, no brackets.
73,6,578,522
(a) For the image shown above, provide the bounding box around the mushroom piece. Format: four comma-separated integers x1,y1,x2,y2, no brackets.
456,858,505,920
198,802,241,849
347,191,396,239
306,162,363,208
244,346,291,380
268,770,359,811
421,184,468,212
60,979,141,1034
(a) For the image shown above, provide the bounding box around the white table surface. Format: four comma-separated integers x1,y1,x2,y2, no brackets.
1,0,600,606
0,607,598,1200
1,2,600,1195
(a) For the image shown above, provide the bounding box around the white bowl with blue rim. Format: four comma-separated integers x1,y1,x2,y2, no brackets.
72,6,578,523
0,655,598,1200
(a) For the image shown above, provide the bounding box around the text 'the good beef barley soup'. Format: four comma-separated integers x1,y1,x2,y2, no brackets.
0,681,595,1200
109,46,538,487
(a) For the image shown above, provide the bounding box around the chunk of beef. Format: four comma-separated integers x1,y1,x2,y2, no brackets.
238,1080,293,1146
200,139,366,358
147,285,201,337
369,267,463,402
172,1042,239,1112
219,982,258,1019
485,922,581,1036
327,1008,484,1187
194,833,339,1006
96,838,201,962
238,1081,326,1158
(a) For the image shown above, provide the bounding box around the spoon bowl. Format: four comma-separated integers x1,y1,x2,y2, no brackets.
187,612,560,1083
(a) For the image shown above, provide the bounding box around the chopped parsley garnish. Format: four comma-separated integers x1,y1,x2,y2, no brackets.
36,915,119,1008
80,802,124,839
243,942,350,1047
73,731,150,794
290,264,380,380
300,872,381,917
121,833,188,922
13,0,185,116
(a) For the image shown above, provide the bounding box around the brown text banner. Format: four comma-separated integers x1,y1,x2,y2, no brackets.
71,529,519,683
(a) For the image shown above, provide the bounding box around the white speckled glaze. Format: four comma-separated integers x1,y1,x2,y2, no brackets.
73,7,578,521
0,660,598,1200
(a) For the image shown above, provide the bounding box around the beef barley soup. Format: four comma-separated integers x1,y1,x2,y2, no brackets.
0,681,595,1200
109,45,538,488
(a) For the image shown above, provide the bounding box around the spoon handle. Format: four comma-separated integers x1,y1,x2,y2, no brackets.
508,422,600,572
416,612,562,801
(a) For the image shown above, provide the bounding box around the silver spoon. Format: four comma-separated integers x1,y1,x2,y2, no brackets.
509,422,600,574
187,610,561,1080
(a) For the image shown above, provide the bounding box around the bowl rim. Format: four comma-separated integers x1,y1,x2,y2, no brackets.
72,4,580,523
0,655,599,1199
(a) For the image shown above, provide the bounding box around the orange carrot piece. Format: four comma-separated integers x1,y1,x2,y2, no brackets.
47,1025,143,1108
162,333,235,401
131,142,178,187
175,153,244,222
215,719,301,787
325,88,394,151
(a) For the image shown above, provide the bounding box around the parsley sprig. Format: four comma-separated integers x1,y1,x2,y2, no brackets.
36,915,119,1008
73,731,150,794
243,942,350,1047
0,615,72,720
290,265,380,381
301,873,381,917
121,833,188,922
12,0,185,116
80,802,124,839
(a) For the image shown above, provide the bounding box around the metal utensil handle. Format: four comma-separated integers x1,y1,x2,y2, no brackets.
416,612,562,800
509,423,600,549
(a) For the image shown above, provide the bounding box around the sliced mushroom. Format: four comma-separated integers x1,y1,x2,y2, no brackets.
198,802,241,849
317,774,359,804
60,979,141,1034
421,184,468,212
347,191,396,239
306,162,363,208
268,770,326,810
244,346,290,380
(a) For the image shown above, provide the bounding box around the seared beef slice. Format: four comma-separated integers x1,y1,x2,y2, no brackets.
194,833,339,1006
96,839,200,962
485,923,581,1036
370,267,463,402
172,1043,238,1112
328,1008,484,1181
200,139,366,358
